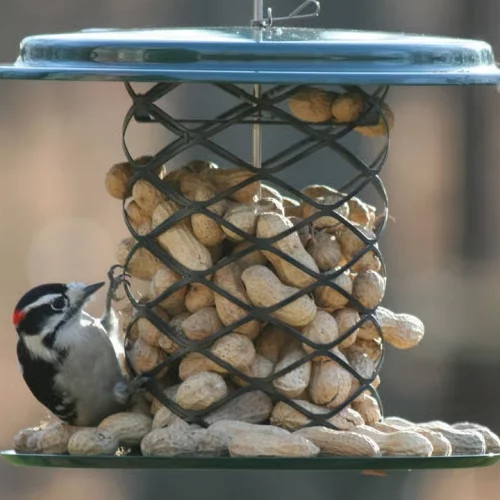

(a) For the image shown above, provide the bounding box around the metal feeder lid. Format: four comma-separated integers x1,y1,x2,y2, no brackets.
0,27,499,85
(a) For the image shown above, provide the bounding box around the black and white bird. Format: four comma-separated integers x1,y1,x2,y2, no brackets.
13,266,139,427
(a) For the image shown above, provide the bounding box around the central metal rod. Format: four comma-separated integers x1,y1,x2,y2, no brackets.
252,83,262,175
253,0,264,25
252,0,263,198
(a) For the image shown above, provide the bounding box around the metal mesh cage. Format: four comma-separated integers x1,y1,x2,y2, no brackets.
119,81,390,430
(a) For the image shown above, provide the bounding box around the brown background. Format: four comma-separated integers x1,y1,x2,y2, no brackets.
1,1,500,498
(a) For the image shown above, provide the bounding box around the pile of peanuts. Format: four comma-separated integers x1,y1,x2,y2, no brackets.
13,409,500,458
287,87,394,136
12,91,500,459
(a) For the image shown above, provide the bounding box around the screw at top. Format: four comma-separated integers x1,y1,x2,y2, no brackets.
253,0,264,25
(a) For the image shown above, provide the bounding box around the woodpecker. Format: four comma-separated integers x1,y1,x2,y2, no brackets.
13,266,141,427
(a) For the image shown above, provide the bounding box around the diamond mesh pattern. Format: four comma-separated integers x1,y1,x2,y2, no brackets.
119,82,390,428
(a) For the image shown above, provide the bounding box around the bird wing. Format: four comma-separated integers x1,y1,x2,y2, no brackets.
17,340,77,424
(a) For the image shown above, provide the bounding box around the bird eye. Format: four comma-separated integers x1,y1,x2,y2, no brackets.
51,297,66,311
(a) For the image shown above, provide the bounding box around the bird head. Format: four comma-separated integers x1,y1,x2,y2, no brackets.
13,282,105,341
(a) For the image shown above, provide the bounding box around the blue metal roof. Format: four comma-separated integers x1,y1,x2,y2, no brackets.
0,27,498,85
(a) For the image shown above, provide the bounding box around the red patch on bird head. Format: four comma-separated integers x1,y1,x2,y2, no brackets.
13,309,25,326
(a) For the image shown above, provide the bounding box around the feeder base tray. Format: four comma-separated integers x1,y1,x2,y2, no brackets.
2,451,500,471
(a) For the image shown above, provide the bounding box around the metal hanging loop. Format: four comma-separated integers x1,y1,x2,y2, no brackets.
285,0,321,20
251,0,321,28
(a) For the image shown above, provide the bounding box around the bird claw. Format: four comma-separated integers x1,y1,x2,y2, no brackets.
113,376,149,406
108,264,131,283
106,265,131,305
129,375,149,392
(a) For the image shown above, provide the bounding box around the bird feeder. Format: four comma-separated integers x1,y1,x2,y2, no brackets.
2,0,500,471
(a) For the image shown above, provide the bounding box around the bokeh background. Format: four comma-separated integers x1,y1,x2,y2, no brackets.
1,0,500,499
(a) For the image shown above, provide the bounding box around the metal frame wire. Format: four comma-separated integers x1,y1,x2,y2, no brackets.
119,81,390,429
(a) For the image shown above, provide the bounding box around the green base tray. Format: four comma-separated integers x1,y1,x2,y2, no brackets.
2,451,500,471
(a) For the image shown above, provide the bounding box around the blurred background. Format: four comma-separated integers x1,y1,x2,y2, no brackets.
1,0,500,499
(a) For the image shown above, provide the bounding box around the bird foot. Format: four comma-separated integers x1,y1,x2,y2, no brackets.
106,265,131,309
113,376,149,406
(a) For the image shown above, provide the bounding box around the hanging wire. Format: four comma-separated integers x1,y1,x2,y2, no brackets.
251,0,321,28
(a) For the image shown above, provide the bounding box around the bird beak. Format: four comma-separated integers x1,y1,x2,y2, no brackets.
62,281,106,323
82,282,105,301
